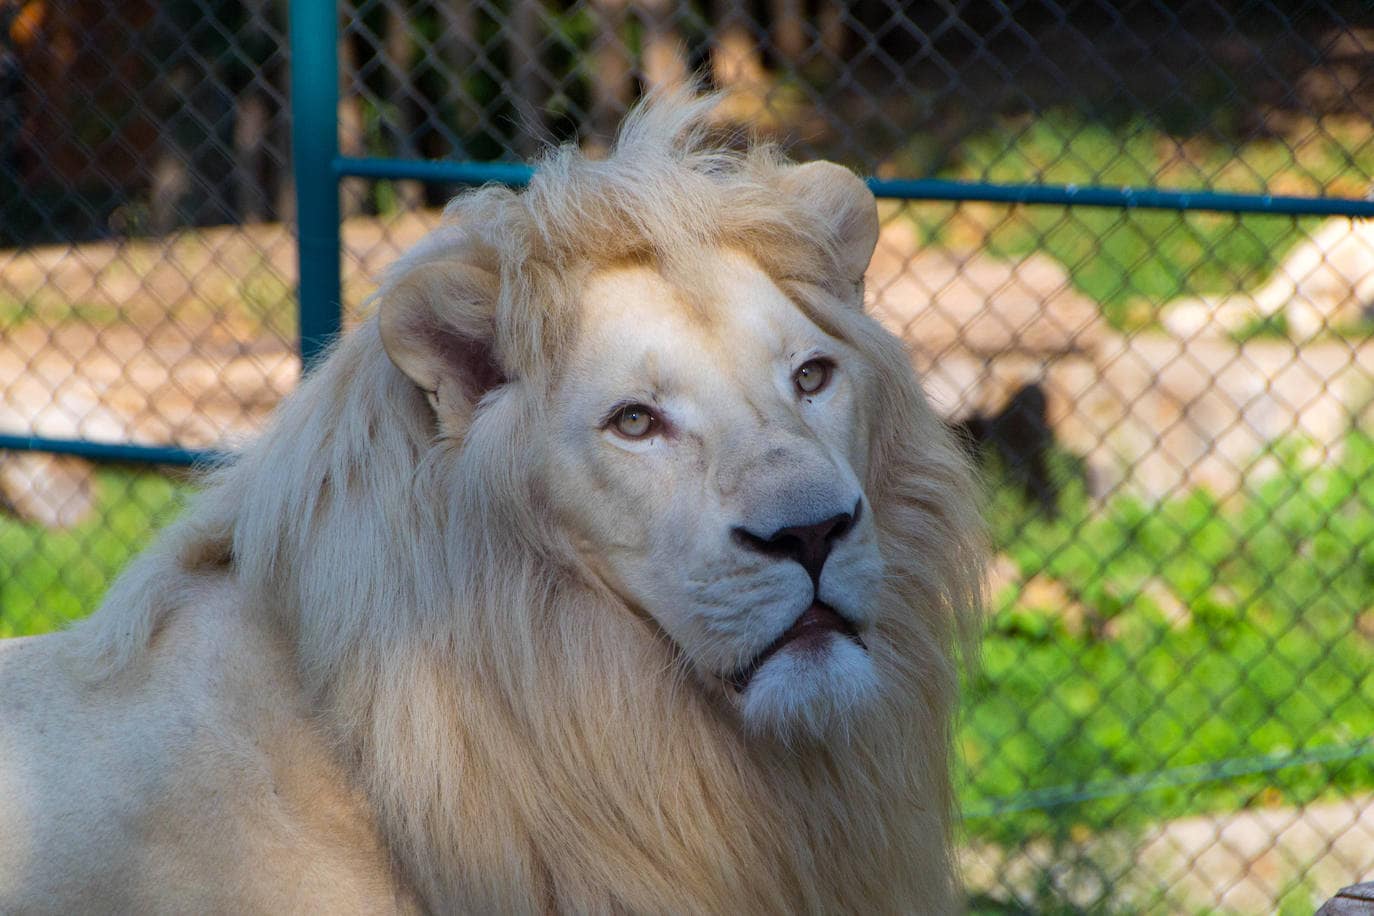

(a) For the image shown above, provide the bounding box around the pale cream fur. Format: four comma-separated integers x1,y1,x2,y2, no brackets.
0,91,984,913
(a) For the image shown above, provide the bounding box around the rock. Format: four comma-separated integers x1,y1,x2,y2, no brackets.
1055,334,1374,500
867,216,1374,502
0,390,115,528
1160,295,1259,338
1140,578,1190,628
1016,574,1106,637
0,452,96,528
1356,611,1374,642
1255,217,1374,339
1162,218,1374,340
909,329,1374,503
866,221,1113,450
868,236,1109,361
0,322,297,527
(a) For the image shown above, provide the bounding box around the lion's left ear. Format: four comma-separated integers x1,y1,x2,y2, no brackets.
778,161,879,285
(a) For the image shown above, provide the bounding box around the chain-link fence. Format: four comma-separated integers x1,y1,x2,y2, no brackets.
3,1,1373,910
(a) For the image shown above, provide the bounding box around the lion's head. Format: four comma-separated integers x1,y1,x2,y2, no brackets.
375,95,973,742
76,91,983,911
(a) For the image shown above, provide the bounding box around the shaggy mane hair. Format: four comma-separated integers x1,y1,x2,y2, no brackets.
70,92,985,912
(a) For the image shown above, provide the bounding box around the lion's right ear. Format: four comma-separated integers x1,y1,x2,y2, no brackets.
378,262,506,407
777,161,879,287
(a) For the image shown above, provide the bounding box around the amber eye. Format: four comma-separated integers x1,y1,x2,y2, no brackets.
794,359,832,395
611,404,658,438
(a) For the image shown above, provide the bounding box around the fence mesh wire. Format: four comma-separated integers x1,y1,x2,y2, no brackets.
3,2,1373,910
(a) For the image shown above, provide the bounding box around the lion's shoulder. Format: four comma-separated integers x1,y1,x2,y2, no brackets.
0,573,415,911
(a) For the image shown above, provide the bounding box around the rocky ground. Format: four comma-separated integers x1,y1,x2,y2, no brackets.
964,793,1374,913
867,217,1374,503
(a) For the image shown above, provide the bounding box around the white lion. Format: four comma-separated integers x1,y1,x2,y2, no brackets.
0,93,984,913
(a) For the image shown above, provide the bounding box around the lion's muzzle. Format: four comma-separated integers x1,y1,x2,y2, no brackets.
726,600,866,692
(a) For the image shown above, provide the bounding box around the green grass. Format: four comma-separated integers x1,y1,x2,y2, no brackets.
962,435,1374,846
897,113,1374,328
0,468,187,638
0,295,121,328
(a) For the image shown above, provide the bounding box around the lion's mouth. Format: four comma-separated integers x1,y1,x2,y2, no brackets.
726,602,867,692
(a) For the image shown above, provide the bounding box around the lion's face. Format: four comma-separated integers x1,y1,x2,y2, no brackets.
544,250,885,738
379,151,896,741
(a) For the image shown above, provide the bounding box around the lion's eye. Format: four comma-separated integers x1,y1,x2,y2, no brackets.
794,359,832,395
611,404,658,438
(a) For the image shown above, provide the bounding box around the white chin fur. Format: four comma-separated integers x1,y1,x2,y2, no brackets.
739,635,880,741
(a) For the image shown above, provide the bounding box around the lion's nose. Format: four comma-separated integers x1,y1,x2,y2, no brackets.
733,501,861,586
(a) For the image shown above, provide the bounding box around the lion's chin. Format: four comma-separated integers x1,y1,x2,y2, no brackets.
735,634,880,742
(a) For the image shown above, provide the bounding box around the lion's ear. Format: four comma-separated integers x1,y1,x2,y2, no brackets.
779,161,879,286
378,262,506,407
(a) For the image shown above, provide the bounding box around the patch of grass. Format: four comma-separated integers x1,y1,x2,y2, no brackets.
0,468,188,638
962,434,1374,844
0,294,122,328
237,258,298,340
895,113,1374,327
953,114,1374,198
1230,312,1291,342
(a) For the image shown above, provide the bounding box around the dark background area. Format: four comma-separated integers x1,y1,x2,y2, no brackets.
2,1,1370,245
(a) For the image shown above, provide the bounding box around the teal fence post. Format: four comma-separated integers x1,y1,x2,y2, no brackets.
289,0,342,370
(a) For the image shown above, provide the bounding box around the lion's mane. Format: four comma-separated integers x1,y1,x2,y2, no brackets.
70,94,984,913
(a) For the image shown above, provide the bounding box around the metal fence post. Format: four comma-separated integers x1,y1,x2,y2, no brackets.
289,0,342,370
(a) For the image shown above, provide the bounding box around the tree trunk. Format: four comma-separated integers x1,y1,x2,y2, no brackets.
769,0,806,69
384,3,423,210
275,42,295,222
150,63,193,233
150,1,236,231
433,0,477,159
337,28,366,217
711,0,765,94
819,1,847,63
233,0,278,223
587,0,630,154
233,91,269,223
637,0,686,93
509,0,544,158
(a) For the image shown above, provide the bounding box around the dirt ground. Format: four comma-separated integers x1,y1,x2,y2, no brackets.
965,793,1374,912
0,212,444,449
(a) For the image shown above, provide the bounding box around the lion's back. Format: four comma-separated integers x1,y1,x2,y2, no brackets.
0,582,415,914
0,629,160,911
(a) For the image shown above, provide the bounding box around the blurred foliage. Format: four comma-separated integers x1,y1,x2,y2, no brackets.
0,469,186,638
963,434,1374,844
